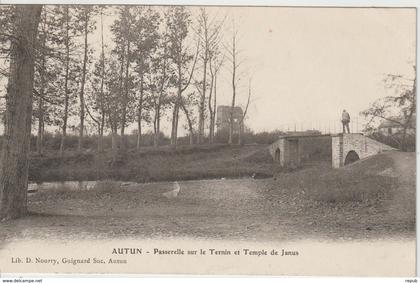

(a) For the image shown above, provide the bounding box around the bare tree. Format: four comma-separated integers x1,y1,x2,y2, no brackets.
0,5,42,220
208,48,224,143
195,8,225,144
59,6,72,156
150,37,171,147
166,7,199,148
77,6,95,152
238,77,252,145
97,7,106,152
225,19,244,145
180,92,198,145
132,7,160,150
361,65,416,151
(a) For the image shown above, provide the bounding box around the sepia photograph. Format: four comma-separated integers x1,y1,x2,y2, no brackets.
0,2,416,278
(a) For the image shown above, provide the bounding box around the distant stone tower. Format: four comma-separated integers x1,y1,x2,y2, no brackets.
216,106,244,133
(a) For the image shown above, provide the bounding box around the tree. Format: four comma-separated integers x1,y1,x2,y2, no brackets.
361,66,416,151
109,6,137,150
0,5,17,130
76,5,96,152
132,7,160,150
149,31,172,147
166,7,199,148
238,77,252,145
105,55,123,151
208,44,224,144
86,6,107,152
33,6,64,155
57,5,81,156
195,8,224,144
225,19,243,145
180,91,198,145
0,5,42,220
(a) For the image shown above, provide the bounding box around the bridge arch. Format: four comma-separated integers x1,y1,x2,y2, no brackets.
344,150,360,165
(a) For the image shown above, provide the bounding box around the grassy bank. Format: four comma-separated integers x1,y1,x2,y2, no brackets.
29,144,276,183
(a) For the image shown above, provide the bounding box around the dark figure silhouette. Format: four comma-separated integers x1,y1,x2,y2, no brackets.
342,110,350,133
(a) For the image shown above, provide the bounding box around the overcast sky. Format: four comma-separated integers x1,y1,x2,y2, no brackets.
2,6,416,136
146,7,416,135
207,7,416,133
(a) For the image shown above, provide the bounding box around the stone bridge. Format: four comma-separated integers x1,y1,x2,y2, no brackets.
268,133,395,168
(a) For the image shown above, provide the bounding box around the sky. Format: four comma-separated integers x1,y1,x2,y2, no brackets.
148,7,416,135
209,7,416,133
1,6,417,136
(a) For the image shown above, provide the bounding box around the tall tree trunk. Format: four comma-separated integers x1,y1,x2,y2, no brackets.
136,117,142,150
78,8,88,152
211,75,217,143
0,5,42,220
181,102,194,145
198,50,208,144
155,107,161,147
120,39,130,150
153,99,161,147
36,11,47,155
136,75,144,151
228,30,237,145
238,78,252,146
154,49,168,148
36,97,44,155
238,120,243,145
98,9,105,153
229,64,236,144
171,64,182,148
229,73,236,145
111,126,118,151
208,62,216,144
60,6,70,156
111,35,125,153
98,112,105,152
170,104,177,146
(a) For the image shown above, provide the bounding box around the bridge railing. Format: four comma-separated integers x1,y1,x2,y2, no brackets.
274,118,365,135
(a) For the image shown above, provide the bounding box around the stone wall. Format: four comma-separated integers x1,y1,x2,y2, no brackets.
332,133,395,168
269,135,331,167
331,135,343,168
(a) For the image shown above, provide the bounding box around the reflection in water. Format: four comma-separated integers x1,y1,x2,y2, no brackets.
28,181,99,192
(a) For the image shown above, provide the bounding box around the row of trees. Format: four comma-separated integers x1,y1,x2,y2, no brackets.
0,5,255,220
0,5,253,156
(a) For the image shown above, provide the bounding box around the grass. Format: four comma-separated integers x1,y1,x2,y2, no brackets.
29,144,275,183
29,144,412,211
269,153,398,204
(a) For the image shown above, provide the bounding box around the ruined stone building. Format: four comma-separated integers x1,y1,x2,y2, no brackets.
216,106,244,133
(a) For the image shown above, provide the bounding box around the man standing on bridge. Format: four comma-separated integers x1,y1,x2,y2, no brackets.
342,109,350,133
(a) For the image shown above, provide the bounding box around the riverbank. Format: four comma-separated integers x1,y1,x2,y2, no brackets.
1,150,414,243
29,144,276,183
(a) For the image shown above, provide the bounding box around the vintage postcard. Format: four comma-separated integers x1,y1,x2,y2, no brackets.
0,2,416,278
